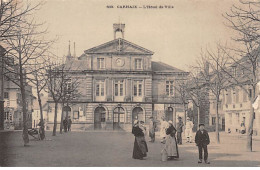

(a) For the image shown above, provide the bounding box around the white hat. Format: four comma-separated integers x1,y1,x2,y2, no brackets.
187,117,190,120
168,120,173,124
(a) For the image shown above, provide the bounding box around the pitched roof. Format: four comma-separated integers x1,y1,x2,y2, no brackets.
84,38,154,55
151,61,187,73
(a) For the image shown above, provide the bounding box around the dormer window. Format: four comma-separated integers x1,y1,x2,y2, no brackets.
97,58,105,69
135,58,142,70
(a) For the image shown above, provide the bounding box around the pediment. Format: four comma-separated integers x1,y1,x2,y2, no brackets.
84,38,154,55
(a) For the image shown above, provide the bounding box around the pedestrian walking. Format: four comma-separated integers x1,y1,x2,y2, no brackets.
63,118,68,132
195,123,210,164
185,117,194,143
38,119,45,140
176,117,184,145
132,120,148,160
148,116,156,143
160,116,168,143
68,116,72,132
165,120,179,160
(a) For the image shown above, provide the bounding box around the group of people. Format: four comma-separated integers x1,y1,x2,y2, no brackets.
132,116,210,164
63,116,72,132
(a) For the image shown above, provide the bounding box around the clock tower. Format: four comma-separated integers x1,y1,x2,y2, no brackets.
113,23,125,39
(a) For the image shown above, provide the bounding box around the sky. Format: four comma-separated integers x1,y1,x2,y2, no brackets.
32,0,241,71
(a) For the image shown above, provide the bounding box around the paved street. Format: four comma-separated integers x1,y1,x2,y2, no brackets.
0,130,260,167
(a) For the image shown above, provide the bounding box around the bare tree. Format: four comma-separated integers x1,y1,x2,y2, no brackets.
46,60,81,136
2,18,51,146
0,0,43,40
0,0,43,131
186,67,206,130
195,47,229,144
223,0,260,151
175,78,189,125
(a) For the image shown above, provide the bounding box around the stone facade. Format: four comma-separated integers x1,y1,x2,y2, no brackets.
46,24,189,131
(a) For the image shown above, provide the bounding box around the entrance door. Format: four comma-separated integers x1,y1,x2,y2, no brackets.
113,107,125,130
132,107,143,125
94,107,106,130
165,107,173,121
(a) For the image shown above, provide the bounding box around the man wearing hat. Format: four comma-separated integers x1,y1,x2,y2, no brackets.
176,117,184,144
148,116,156,142
195,123,210,164
185,117,194,143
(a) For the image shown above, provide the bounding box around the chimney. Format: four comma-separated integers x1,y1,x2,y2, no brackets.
68,40,71,57
73,42,76,58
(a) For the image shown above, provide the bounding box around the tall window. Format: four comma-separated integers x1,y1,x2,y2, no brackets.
4,92,9,99
133,80,143,96
65,79,72,95
97,58,105,69
135,58,142,69
96,80,105,96
166,81,174,96
212,117,216,125
114,80,124,96
113,107,125,123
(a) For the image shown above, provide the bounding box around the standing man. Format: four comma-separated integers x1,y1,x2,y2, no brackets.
176,117,184,145
67,116,72,132
148,116,156,143
195,123,210,164
185,117,194,143
63,118,68,132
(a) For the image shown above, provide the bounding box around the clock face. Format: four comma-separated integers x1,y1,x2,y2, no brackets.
116,58,125,67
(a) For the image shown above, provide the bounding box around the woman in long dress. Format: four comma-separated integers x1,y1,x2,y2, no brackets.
165,120,179,160
160,116,169,142
132,120,148,160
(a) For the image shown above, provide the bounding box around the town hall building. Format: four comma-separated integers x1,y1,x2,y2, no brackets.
46,23,189,131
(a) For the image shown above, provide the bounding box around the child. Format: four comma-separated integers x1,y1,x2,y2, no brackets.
195,124,210,164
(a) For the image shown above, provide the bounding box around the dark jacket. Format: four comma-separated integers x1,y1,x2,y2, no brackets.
132,126,145,137
166,124,177,137
195,130,210,145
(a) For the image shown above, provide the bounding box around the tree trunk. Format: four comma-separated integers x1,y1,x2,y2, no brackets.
18,48,29,146
183,103,186,125
0,53,4,130
38,95,45,140
20,81,29,146
197,105,200,130
247,99,254,152
60,102,64,134
216,98,220,144
52,102,58,136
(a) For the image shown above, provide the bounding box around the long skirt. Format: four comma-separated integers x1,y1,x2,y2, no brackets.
165,135,179,158
133,136,148,159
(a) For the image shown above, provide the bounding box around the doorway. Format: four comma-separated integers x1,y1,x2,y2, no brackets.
165,107,173,121
113,107,125,130
132,107,144,125
94,107,106,130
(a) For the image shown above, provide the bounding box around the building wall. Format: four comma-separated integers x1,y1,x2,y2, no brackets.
46,102,152,132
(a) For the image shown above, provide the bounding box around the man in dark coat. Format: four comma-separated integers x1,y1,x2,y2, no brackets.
195,124,210,164
63,118,68,132
67,116,72,132
176,117,184,145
